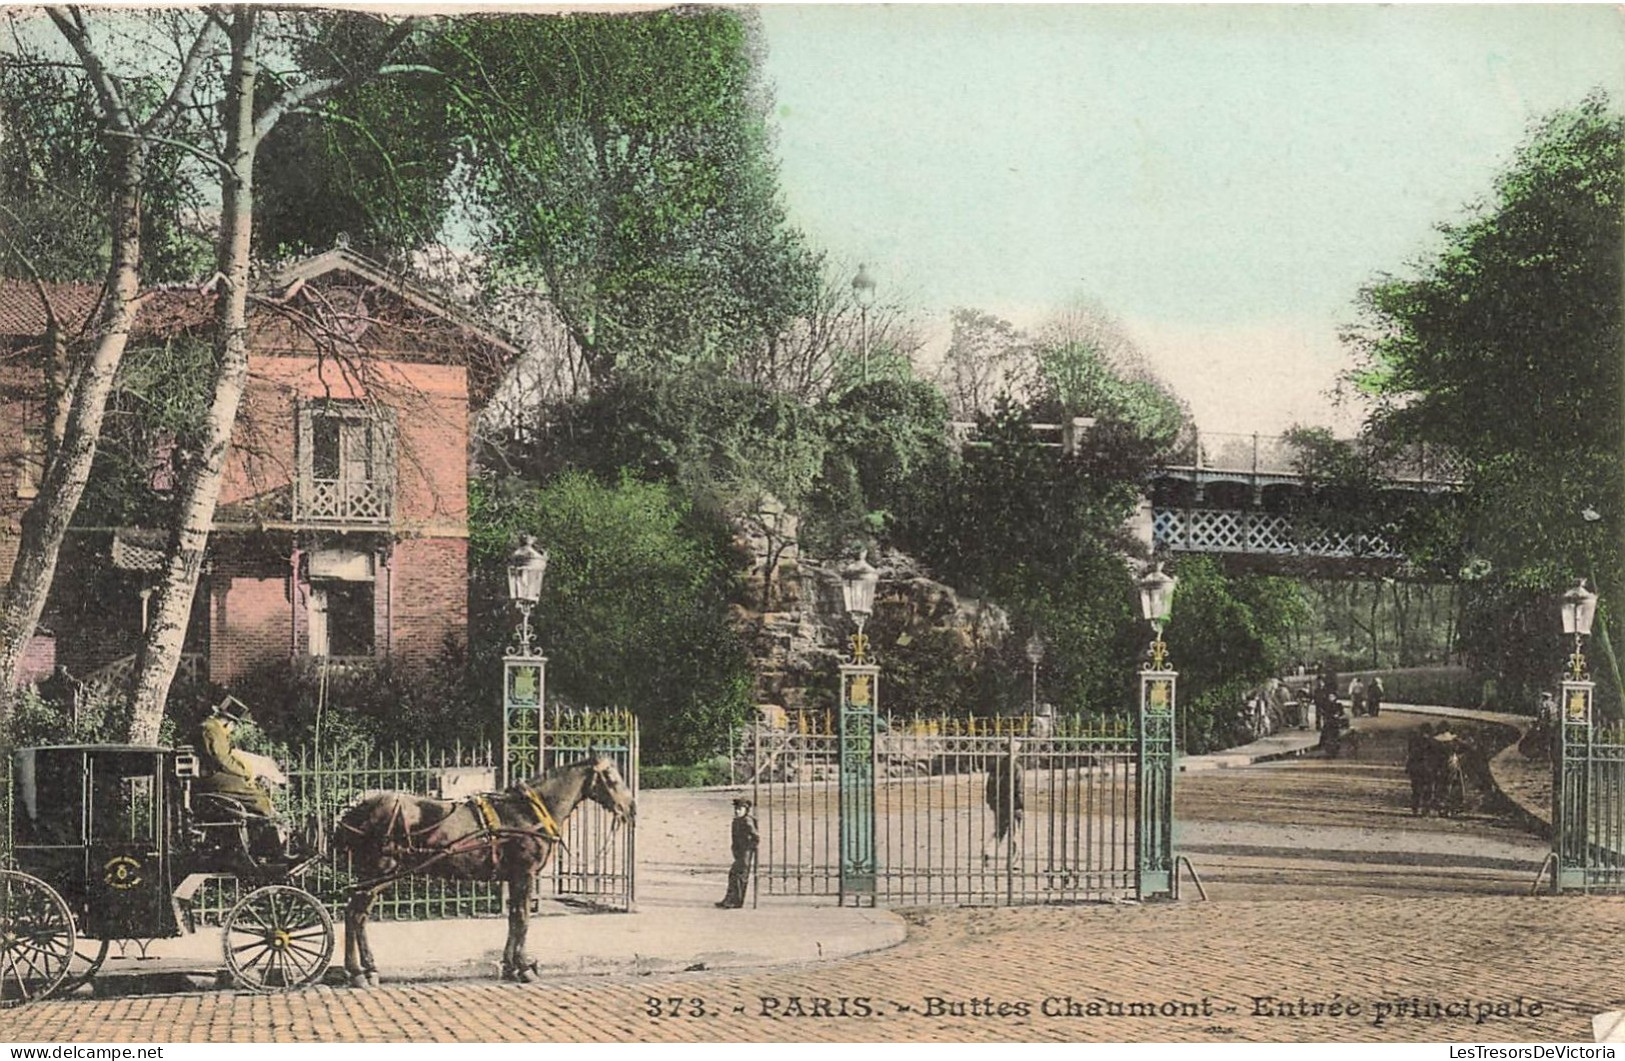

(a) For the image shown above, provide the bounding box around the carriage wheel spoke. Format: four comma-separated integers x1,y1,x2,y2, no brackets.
235,942,273,973
281,943,317,982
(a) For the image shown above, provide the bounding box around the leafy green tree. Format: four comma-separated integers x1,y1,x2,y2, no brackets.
1346,94,1623,712
900,400,1154,714
441,8,819,384
471,472,754,764
802,377,954,557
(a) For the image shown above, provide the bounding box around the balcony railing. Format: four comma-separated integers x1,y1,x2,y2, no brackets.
293,476,392,525
82,651,207,695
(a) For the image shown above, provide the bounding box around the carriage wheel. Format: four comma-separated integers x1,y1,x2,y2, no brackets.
0,870,76,1007
222,885,334,992
57,937,111,997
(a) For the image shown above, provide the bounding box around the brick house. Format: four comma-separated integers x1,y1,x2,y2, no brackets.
0,248,516,697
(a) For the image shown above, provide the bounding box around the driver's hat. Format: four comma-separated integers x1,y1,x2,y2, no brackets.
212,695,251,725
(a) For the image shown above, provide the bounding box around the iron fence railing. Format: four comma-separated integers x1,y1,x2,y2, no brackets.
1564,723,1625,892
749,714,1138,907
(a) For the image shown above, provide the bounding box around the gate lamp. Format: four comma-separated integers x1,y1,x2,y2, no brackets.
841,550,879,663
1562,579,1598,681
1138,563,1177,670
507,535,549,656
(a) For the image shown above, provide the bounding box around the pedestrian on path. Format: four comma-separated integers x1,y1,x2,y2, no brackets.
717,797,758,908
1365,677,1384,717
1406,722,1434,814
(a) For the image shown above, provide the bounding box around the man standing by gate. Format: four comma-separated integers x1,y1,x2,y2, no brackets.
984,752,1024,864
717,797,758,908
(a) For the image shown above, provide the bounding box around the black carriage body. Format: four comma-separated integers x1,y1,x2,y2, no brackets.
10,745,181,940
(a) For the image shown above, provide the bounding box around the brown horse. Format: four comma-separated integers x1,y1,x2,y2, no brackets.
332,755,636,985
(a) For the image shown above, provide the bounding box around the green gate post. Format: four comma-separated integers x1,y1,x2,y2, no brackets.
839,659,879,906
503,653,547,787
1553,581,1600,894
1135,563,1178,901
1555,675,1595,893
1137,661,1176,900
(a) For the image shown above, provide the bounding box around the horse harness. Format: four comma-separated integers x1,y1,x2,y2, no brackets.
346,783,565,885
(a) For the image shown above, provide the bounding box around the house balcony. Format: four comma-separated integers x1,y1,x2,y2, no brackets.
293,476,393,527
82,651,207,696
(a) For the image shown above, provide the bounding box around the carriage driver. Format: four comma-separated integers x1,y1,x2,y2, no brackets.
195,697,305,866
196,696,277,817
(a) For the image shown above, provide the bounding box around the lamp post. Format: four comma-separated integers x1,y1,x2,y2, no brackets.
852,263,876,385
1136,562,1178,900
1554,579,1598,891
1025,633,1045,716
837,549,880,905
501,536,549,787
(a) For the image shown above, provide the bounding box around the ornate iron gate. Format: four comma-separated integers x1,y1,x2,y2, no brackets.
540,707,638,912
750,715,1145,906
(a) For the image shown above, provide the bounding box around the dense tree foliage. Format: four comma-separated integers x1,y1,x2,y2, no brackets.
470,472,753,764
1346,94,1624,712
441,8,820,385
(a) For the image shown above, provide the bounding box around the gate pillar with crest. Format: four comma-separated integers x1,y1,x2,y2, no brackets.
1137,663,1176,899
838,659,879,906
837,551,881,907
503,653,546,787
1555,673,1594,891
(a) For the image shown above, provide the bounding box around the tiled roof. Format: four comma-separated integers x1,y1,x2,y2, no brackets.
0,279,101,335
0,251,519,405
0,279,214,339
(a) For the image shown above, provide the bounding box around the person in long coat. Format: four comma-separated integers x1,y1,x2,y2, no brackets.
717,797,758,908
196,699,275,817
983,756,1025,862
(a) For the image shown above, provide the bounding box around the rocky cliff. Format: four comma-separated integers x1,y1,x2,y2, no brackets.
729,527,1009,716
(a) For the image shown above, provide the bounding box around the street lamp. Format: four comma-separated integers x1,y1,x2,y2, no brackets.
1135,561,1177,901
852,263,876,385
507,535,549,656
1138,562,1177,666
841,548,880,660
1562,579,1598,687
1025,632,1045,715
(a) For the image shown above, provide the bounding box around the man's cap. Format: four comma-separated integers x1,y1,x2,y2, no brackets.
732,797,752,808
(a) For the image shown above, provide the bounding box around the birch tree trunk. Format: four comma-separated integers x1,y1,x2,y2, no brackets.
126,13,260,744
122,10,424,742
0,135,145,730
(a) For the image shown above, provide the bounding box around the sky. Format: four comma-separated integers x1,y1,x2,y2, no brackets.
753,4,1625,435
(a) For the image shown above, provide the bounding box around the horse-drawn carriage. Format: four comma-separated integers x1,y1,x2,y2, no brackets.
0,743,334,1006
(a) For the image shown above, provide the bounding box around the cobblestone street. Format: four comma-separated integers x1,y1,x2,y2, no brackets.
1,894,1620,1043
2,710,1608,1044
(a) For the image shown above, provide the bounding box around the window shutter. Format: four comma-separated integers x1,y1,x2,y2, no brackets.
373,411,397,516
295,403,314,520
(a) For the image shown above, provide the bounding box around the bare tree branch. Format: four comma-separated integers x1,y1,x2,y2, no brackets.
47,6,130,127
138,13,222,135
250,17,428,144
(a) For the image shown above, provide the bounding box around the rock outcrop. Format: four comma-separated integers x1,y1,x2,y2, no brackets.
731,542,1008,714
